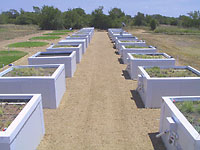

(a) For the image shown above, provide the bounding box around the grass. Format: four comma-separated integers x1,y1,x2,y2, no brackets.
53,45,78,48
154,25,200,35
132,54,166,59
43,33,67,36
175,100,200,133
53,30,72,33
0,50,27,68
0,24,40,41
8,41,48,48
145,67,199,77
127,26,200,71
125,45,147,48
29,36,61,40
4,67,56,77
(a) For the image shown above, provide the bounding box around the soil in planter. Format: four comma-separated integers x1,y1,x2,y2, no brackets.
36,53,71,57
145,67,200,77
0,100,27,131
53,45,78,48
125,45,148,48
132,54,166,59
174,100,200,134
3,67,57,77
120,40,137,42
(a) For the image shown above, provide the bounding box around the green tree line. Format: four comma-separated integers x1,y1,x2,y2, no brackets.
0,5,199,30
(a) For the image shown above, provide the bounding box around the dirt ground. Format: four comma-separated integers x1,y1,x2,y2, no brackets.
35,31,165,150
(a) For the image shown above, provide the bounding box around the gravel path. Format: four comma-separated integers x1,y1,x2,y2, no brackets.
38,31,165,150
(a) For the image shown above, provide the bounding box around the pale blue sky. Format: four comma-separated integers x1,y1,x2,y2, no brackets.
1,0,199,17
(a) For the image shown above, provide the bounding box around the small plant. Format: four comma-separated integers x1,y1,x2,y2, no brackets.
125,45,146,48
177,101,194,113
132,54,165,59
0,108,3,116
145,67,199,77
4,67,56,77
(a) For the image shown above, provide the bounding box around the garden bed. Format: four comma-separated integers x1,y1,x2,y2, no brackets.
72,33,91,43
0,94,44,150
121,45,157,64
28,51,77,77
126,53,175,80
8,41,49,48
137,66,200,108
0,64,66,109
58,39,86,54
47,44,82,63
66,35,89,47
160,96,200,150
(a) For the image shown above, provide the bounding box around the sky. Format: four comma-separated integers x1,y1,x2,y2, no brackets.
0,0,200,17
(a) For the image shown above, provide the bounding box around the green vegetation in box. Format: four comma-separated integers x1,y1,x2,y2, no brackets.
0,51,27,68
125,45,146,48
132,54,166,59
8,42,48,48
175,101,200,133
145,67,200,77
0,101,26,131
53,45,78,48
29,36,61,40
4,67,57,77
43,33,67,36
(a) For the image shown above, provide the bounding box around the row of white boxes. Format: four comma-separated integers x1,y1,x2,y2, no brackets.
108,28,200,150
0,27,94,150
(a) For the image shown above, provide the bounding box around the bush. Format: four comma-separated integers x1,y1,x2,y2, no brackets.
150,19,157,30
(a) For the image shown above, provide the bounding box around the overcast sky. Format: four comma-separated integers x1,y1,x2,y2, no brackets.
1,0,199,17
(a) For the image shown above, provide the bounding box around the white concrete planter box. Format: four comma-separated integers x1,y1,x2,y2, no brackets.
0,64,66,109
58,39,86,54
126,53,175,80
111,34,133,43
115,37,138,50
121,45,157,64
72,33,91,43
117,40,146,52
159,96,200,150
46,44,82,63
28,51,76,78
0,94,45,150
137,66,200,108
67,35,89,47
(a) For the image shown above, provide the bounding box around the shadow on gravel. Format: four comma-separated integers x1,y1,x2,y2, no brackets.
115,51,119,55
148,132,166,150
118,58,124,64
122,70,131,80
130,90,145,108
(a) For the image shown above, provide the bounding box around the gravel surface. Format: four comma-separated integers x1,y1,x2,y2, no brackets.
37,31,165,150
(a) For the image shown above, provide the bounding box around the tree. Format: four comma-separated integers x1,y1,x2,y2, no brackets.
39,6,63,30
150,19,157,30
133,12,146,26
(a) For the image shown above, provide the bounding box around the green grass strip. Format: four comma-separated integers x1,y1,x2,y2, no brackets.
0,50,27,68
29,36,61,40
53,30,72,33
8,41,49,48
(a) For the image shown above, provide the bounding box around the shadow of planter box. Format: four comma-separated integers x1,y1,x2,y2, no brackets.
0,64,66,109
66,35,89,48
58,39,86,54
0,94,45,150
115,37,138,50
137,66,200,108
160,96,200,150
46,44,82,63
28,51,76,78
126,53,175,80
121,45,157,64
